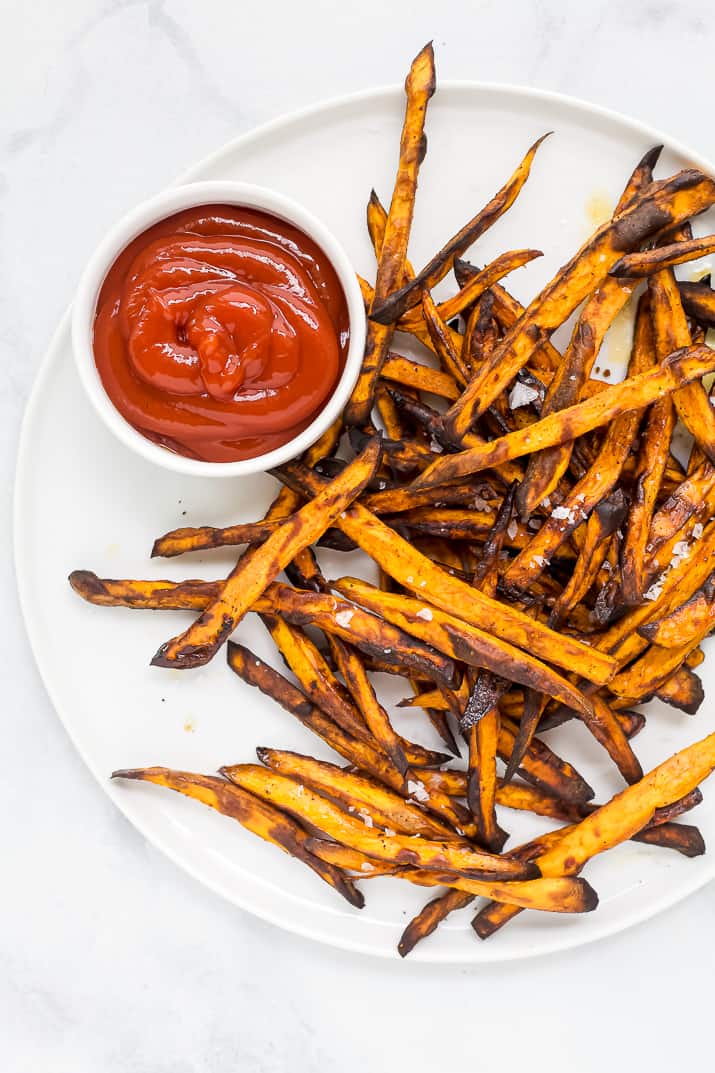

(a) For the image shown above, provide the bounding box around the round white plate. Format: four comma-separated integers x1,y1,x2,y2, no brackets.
15,83,715,962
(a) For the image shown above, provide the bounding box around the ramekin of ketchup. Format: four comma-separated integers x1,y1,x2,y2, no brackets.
72,181,366,476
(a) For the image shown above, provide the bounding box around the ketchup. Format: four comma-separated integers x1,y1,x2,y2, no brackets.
93,205,349,462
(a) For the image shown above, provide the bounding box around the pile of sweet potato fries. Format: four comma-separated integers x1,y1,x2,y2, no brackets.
70,42,715,954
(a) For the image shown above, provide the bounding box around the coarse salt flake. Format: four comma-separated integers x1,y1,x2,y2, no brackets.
335,609,354,628
507,520,518,540
644,582,663,601
407,779,430,802
360,862,375,873
509,381,540,409
693,523,704,539
552,505,571,520
358,810,374,828
416,607,433,621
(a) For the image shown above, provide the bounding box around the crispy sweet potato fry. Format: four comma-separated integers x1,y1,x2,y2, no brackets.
370,135,550,324
415,345,715,488
380,353,460,400
649,267,715,464
221,765,538,880
620,389,675,603
345,43,435,424
111,767,364,907
549,491,627,627
328,636,409,777
151,438,381,668
653,665,705,714
69,572,457,688
647,460,715,553
226,643,470,832
610,233,715,277
333,576,594,715
255,748,456,839
679,278,715,328
515,276,637,519
475,732,715,938
441,170,715,442
638,575,715,647
402,248,543,331
398,889,476,957
273,460,616,683
421,289,471,384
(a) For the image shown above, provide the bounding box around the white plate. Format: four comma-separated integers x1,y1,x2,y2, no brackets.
15,83,715,962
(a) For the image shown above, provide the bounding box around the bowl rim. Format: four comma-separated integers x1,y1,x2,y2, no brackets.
71,179,366,477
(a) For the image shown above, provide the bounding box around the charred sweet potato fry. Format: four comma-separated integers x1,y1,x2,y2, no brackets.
273,460,616,683
679,278,715,328
370,134,549,324
328,636,409,777
611,233,715,277
414,345,715,488
151,438,381,669
333,576,594,715
649,267,715,464
345,44,435,424
515,276,637,519
441,170,715,443
475,731,715,938
255,748,456,839
111,767,364,907
653,665,705,714
638,574,715,647
398,889,475,956
221,765,538,880
70,572,457,688
380,354,460,400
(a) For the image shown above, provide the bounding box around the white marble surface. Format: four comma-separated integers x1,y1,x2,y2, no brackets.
4,2,715,1069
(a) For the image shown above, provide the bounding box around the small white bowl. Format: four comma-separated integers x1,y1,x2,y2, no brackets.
72,180,366,477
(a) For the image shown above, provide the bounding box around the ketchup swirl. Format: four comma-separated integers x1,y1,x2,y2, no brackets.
93,205,349,462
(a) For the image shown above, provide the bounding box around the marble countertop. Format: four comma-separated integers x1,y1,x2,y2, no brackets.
4,2,715,1069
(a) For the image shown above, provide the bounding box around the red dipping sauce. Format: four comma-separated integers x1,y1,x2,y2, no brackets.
93,205,349,462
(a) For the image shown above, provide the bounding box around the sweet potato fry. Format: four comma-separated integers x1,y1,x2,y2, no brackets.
302,839,404,876
649,267,715,464
548,491,627,627
226,643,470,832
345,43,435,424
638,575,715,647
380,353,460,400
111,767,364,907
328,636,409,777
597,518,715,660
632,823,705,857
333,576,594,716
454,258,562,372
610,233,715,277
679,278,715,328
415,345,715,488
441,170,715,442
398,889,475,957
370,134,550,324
620,386,675,603
70,572,457,688
515,276,637,519
653,665,705,714
221,765,538,880
272,460,616,683
475,731,715,938
151,438,381,668
646,460,715,553
402,247,543,332
421,289,471,384
534,729,715,874
255,748,456,839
